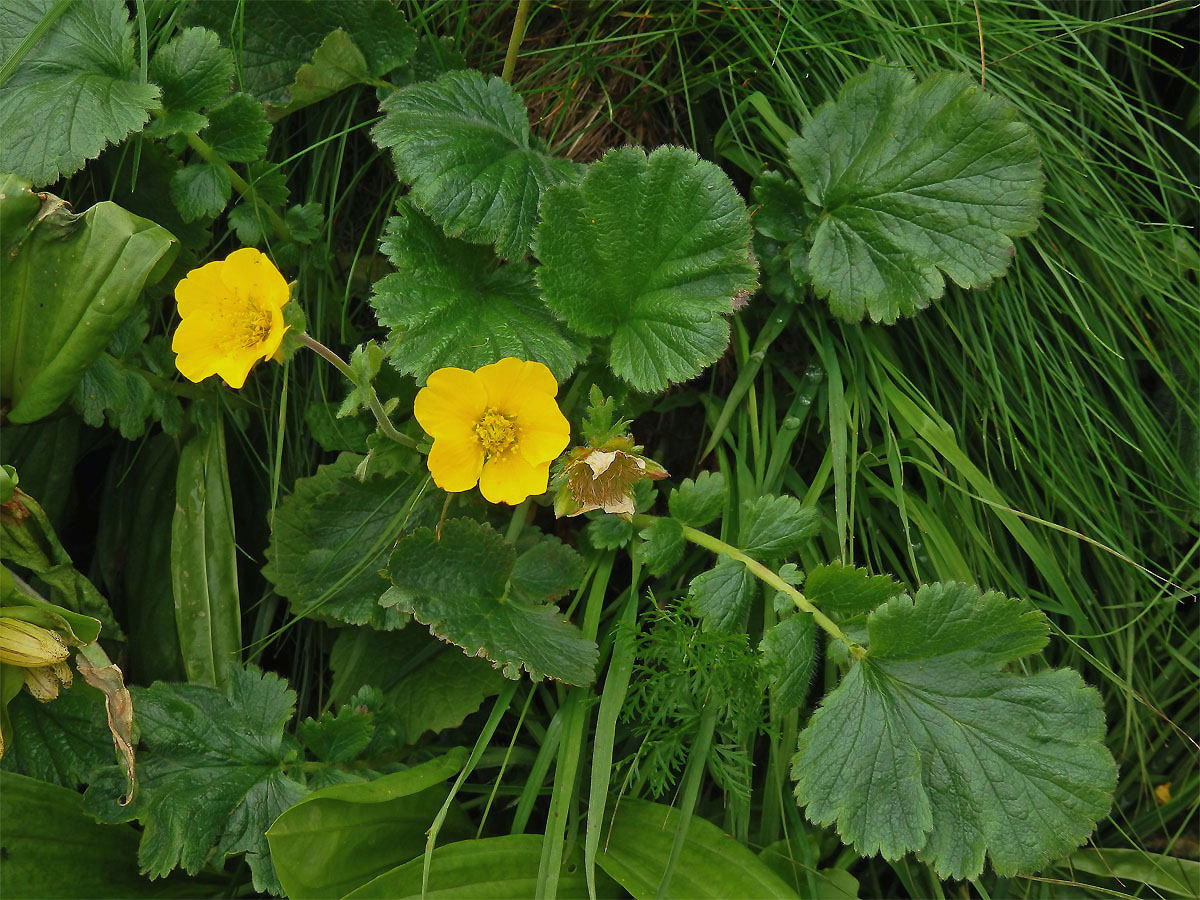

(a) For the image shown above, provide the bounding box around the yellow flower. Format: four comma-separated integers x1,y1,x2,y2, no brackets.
171,248,290,388
414,358,570,505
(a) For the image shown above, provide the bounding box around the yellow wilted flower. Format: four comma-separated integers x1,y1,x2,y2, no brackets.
171,248,290,388
414,358,570,505
0,617,69,667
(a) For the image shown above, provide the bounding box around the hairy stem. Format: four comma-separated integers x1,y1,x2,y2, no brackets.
296,332,416,449
501,0,532,84
631,513,863,656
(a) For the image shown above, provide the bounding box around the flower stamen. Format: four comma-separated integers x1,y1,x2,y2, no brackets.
474,408,517,455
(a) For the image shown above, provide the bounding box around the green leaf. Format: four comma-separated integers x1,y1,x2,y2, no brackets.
337,342,386,418
639,517,686,577
265,29,369,120
668,470,727,528
284,201,323,244
1,681,113,788
1062,848,1200,898
0,0,161,185
688,557,758,632
585,513,633,550
597,798,800,899
792,582,1116,879
370,201,586,381
84,666,310,895
0,772,210,899
170,163,231,221
789,66,1042,323
387,518,598,685
184,0,414,104
344,834,590,900
759,614,816,709
739,495,819,559
203,92,271,162
264,453,421,630
758,840,860,900
148,26,234,115
536,146,759,392
171,420,242,690
373,69,582,259
803,562,904,617
0,177,178,424
268,751,470,900
509,535,586,605
297,706,374,763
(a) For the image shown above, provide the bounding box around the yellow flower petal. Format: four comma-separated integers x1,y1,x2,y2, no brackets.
477,358,559,414
427,437,486,492
175,260,228,317
220,247,290,308
215,345,268,390
478,451,551,505
515,393,570,464
414,367,487,441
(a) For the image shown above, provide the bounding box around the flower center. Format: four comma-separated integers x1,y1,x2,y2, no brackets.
474,408,517,455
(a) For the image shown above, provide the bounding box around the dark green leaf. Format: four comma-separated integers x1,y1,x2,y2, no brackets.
759,615,816,709
228,203,269,245
585,513,633,550
537,146,759,392
739,495,819,559
265,29,369,120
264,454,422,630
639,517,686,576
598,798,800,899
203,92,271,162
790,66,1042,323
149,27,234,115
170,163,231,221
267,751,470,900
84,667,309,895
803,562,903,618
668,471,727,528
297,706,374,763
509,535,585,605
387,518,598,685
793,582,1116,879
370,201,586,381
374,69,582,259
688,558,758,632
0,0,161,185
1,681,112,788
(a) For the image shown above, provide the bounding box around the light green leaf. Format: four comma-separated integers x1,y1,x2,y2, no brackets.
203,92,271,162
0,0,161,185
148,26,233,115
597,798,800,899
387,518,598,685
84,667,309,895
265,29,369,121
370,200,586,381
668,470,727,528
758,840,859,899
1063,848,1199,898
639,517,686,576
803,562,903,618
183,0,414,103
790,66,1042,323
759,614,815,708
345,834,590,900
170,163,231,221
337,341,386,418
267,751,470,900
373,69,582,259
688,557,758,632
537,145,759,392
297,706,374,763
739,495,819,559
793,582,1116,879
263,453,422,630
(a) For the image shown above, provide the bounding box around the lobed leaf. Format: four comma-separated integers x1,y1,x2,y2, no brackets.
203,93,272,162
739,495,820,559
639,517,686,576
668,470,728,528
793,582,1116,879
759,614,816,709
148,27,234,116
689,557,758,632
803,562,904,618
537,146,759,392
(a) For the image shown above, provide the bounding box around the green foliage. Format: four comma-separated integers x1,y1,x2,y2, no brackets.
668,470,727,528
802,562,903,618
793,582,1116,879
267,750,469,900
638,517,686,577
85,667,309,895
579,385,631,446
758,614,816,709
147,27,234,134
1,682,112,788
264,453,420,630
371,201,585,381
739,495,820,559
374,69,582,259
781,66,1042,323
0,0,160,185
266,30,368,120
0,178,178,425
297,706,374,763
387,518,597,684
169,163,231,222
688,558,757,632
203,93,272,162
537,146,759,392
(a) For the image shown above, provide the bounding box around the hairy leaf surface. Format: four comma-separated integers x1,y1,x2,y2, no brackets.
803,562,903,618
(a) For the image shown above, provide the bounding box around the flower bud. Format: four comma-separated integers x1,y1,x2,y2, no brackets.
0,618,70,667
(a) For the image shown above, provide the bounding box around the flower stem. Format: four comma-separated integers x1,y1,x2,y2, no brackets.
182,132,293,242
630,513,864,657
296,332,416,449
500,0,532,84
